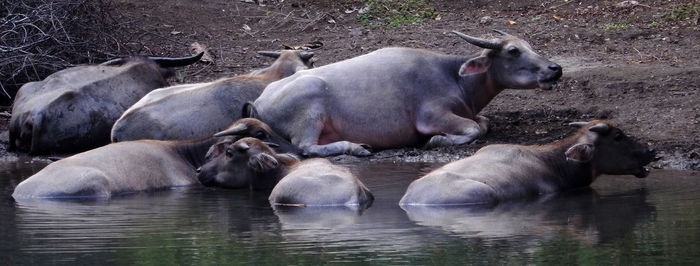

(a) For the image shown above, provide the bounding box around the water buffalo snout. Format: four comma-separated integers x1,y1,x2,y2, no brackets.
548,64,562,72
197,174,215,187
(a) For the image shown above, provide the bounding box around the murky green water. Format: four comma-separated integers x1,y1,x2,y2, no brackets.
0,159,698,265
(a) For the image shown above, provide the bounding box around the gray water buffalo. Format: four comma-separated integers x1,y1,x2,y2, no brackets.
269,158,374,208
399,120,657,206
11,118,297,199
253,30,562,157
197,138,373,207
110,50,314,142
9,53,203,154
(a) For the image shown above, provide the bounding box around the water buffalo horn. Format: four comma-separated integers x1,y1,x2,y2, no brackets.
150,52,204,68
588,123,611,134
452,31,502,50
300,51,315,60
258,51,282,58
263,142,280,148
492,29,511,36
214,124,248,137
100,58,126,66
568,122,589,127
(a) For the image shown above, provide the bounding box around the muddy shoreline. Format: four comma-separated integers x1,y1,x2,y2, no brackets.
1,0,697,170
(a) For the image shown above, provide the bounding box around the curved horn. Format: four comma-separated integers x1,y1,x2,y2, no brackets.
258,51,282,58
214,123,248,137
451,31,503,50
150,52,203,68
100,57,127,66
263,142,280,148
588,123,611,134
568,122,589,128
492,29,510,36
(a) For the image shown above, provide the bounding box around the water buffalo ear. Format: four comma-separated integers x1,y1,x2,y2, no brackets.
588,123,611,134
214,123,248,137
242,102,259,119
277,153,301,163
248,153,280,173
565,143,595,163
459,55,491,77
205,141,231,160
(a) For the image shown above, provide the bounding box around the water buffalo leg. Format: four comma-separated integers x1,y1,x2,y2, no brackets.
300,141,372,157
291,104,371,157
418,113,485,148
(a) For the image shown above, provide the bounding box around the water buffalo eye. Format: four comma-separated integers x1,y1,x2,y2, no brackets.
614,133,624,141
255,131,267,138
508,47,520,56
225,149,233,157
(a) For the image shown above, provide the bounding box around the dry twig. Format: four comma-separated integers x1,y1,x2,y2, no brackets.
0,0,128,104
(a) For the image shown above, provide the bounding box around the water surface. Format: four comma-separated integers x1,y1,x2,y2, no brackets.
1,159,698,264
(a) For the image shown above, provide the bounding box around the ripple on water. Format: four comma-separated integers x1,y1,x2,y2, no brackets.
1,160,699,264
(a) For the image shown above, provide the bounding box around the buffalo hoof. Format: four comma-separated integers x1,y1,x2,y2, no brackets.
424,135,453,149
352,144,372,157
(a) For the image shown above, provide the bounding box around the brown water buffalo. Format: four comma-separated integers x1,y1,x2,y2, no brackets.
399,120,657,206
9,53,203,154
253,30,562,157
110,50,314,142
197,137,301,190
197,138,374,207
11,118,298,199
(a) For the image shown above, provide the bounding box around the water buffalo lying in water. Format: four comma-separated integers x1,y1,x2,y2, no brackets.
399,120,657,206
269,158,374,208
9,53,203,154
197,138,373,207
11,118,297,199
110,50,314,142
253,30,562,157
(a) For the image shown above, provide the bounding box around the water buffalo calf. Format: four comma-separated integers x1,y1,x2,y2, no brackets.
253,30,562,157
11,118,297,199
399,120,657,206
110,50,314,142
9,53,202,154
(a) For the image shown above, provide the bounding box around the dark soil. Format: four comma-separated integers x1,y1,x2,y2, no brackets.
1,0,698,170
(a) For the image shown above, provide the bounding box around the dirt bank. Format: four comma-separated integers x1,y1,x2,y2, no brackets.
1,0,698,170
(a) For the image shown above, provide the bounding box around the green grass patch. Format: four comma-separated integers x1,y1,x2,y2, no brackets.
356,0,437,27
666,2,700,23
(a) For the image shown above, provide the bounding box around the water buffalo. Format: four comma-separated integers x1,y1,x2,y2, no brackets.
269,158,374,208
110,50,314,142
253,30,562,157
197,137,301,190
11,118,297,199
399,120,657,206
197,138,374,207
9,53,203,154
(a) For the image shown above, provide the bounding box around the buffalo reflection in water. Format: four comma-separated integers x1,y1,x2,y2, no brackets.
402,187,655,244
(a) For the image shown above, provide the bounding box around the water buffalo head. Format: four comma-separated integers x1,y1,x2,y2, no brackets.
453,30,562,90
214,118,302,155
101,52,204,78
253,50,315,78
197,137,300,189
566,120,657,178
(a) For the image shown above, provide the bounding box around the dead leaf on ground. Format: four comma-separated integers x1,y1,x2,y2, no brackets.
190,42,214,63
